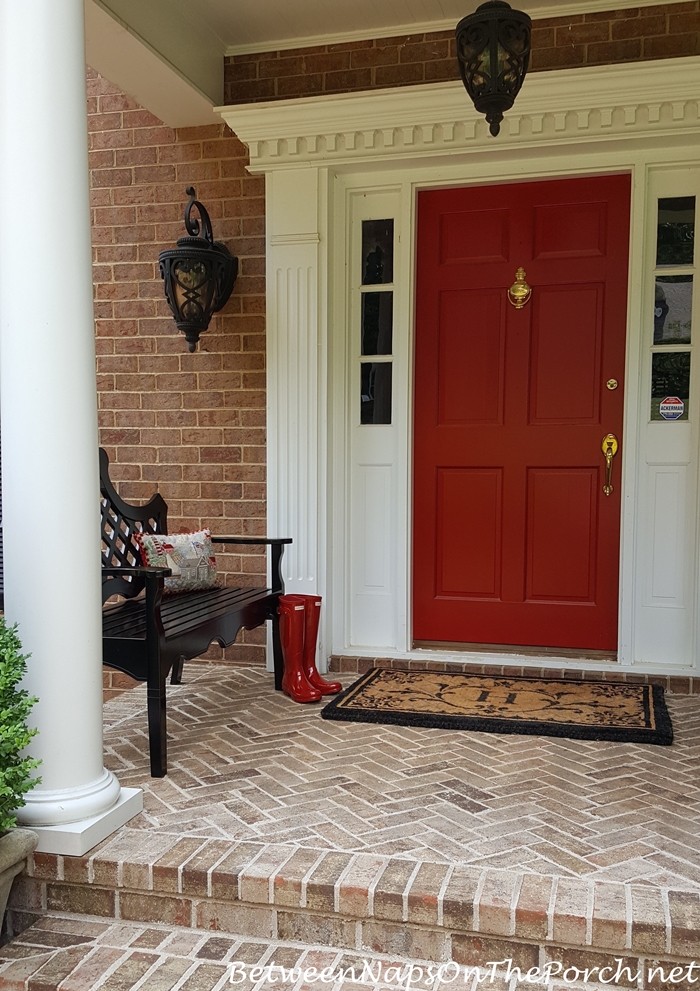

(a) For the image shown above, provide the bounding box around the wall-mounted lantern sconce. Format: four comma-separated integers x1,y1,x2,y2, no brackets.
158,187,238,352
456,0,531,137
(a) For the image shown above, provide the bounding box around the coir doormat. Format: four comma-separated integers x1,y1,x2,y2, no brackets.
321,668,673,745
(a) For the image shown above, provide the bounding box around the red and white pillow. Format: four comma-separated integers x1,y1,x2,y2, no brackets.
135,529,217,593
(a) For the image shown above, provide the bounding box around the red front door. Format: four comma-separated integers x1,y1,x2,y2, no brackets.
413,175,630,651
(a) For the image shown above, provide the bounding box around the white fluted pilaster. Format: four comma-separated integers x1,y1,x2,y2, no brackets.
265,168,329,668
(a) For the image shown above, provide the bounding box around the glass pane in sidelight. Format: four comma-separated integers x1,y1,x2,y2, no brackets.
361,362,392,424
654,275,693,344
651,351,690,421
361,292,393,355
362,219,394,285
656,197,695,267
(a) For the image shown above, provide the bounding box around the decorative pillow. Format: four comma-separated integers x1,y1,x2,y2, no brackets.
135,529,217,593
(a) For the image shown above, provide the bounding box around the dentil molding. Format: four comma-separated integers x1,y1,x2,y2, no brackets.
217,56,700,171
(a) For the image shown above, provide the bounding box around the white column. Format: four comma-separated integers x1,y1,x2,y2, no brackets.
0,0,141,855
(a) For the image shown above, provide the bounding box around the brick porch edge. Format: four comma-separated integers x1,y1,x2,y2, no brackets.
8,839,700,979
329,656,700,695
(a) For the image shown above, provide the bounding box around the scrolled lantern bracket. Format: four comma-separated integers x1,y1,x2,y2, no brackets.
158,187,238,352
456,0,531,137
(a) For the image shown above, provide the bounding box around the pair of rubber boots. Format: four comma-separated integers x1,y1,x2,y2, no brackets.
278,594,341,703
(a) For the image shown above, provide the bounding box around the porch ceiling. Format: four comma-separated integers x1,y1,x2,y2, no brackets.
85,0,669,127
193,0,671,54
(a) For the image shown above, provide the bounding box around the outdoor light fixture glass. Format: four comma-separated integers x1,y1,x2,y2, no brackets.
158,187,238,352
456,0,531,137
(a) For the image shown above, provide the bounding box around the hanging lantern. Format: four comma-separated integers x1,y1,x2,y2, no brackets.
456,0,531,137
158,187,238,352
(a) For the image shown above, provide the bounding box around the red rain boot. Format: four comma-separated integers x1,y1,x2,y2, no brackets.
302,596,342,695
278,595,322,703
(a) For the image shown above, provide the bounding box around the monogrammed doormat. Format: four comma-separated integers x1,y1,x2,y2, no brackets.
321,668,673,745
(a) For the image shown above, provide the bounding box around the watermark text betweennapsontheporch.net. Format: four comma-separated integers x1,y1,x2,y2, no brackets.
228,957,700,986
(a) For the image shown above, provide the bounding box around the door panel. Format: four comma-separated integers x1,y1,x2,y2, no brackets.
440,208,510,265
437,468,503,598
525,468,598,602
529,285,603,424
438,290,506,425
533,200,607,259
413,175,630,650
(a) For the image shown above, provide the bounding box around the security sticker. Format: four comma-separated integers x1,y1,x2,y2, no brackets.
659,396,685,420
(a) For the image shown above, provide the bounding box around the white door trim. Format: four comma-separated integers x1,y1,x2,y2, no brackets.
218,56,700,675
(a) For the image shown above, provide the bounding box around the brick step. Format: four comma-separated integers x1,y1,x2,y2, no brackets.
1,912,477,991
329,655,700,694
7,838,700,983
6,914,699,991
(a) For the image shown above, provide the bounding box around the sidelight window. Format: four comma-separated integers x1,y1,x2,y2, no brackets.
651,196,695,420
360,219,394,424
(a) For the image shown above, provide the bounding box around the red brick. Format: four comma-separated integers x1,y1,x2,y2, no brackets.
89,150,116,169
129,126,175,148
586,38,643,61
452,934,538,971
399,40,449,61
531,26,556,47
258,56,306,78
99,92,140,112
612,14,668,37
584,7,642,21
555,21,610,43
351,47,399,67
303,52,351,73
91,168,132,187
87,111,122,132
535,14,584,28
277,74,324,97
644,32,700,56
325,69,374,91
531,45,586,70
669,10,700,30
425,60,461,82
378,34,425,45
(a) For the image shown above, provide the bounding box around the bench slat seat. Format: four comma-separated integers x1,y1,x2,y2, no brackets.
103,585,271,640
100,448,290,777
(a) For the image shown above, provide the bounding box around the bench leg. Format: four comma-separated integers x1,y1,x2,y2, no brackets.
170,656,185,685
271,612,284,691
147,681,167,777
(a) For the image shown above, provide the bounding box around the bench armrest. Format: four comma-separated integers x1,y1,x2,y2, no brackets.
210,536,292,594
102,566,172,577
101,566,171,613
210,537,292,545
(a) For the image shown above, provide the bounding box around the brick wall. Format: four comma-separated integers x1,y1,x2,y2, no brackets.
224,2,700,103
88,68,268,668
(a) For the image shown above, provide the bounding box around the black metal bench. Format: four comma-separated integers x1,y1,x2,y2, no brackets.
100,448,291,777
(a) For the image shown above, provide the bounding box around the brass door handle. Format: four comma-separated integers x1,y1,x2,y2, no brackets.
601,433,619,496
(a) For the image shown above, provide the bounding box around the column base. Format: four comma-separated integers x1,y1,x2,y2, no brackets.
17,768,122,828
29,788,143,856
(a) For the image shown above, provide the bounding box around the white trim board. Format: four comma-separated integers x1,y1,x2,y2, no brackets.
224,0,673,57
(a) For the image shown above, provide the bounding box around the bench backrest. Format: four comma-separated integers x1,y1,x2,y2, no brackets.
100,448,168,601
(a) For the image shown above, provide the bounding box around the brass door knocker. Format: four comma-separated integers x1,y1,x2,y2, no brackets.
508,267,532,309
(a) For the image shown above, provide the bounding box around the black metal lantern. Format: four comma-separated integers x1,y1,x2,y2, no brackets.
158,187,238,352
456,0,531,137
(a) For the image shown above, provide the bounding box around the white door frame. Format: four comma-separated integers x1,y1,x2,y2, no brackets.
219,56,700,675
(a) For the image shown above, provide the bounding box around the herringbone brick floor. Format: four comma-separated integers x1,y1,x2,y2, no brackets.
100,664,700,890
